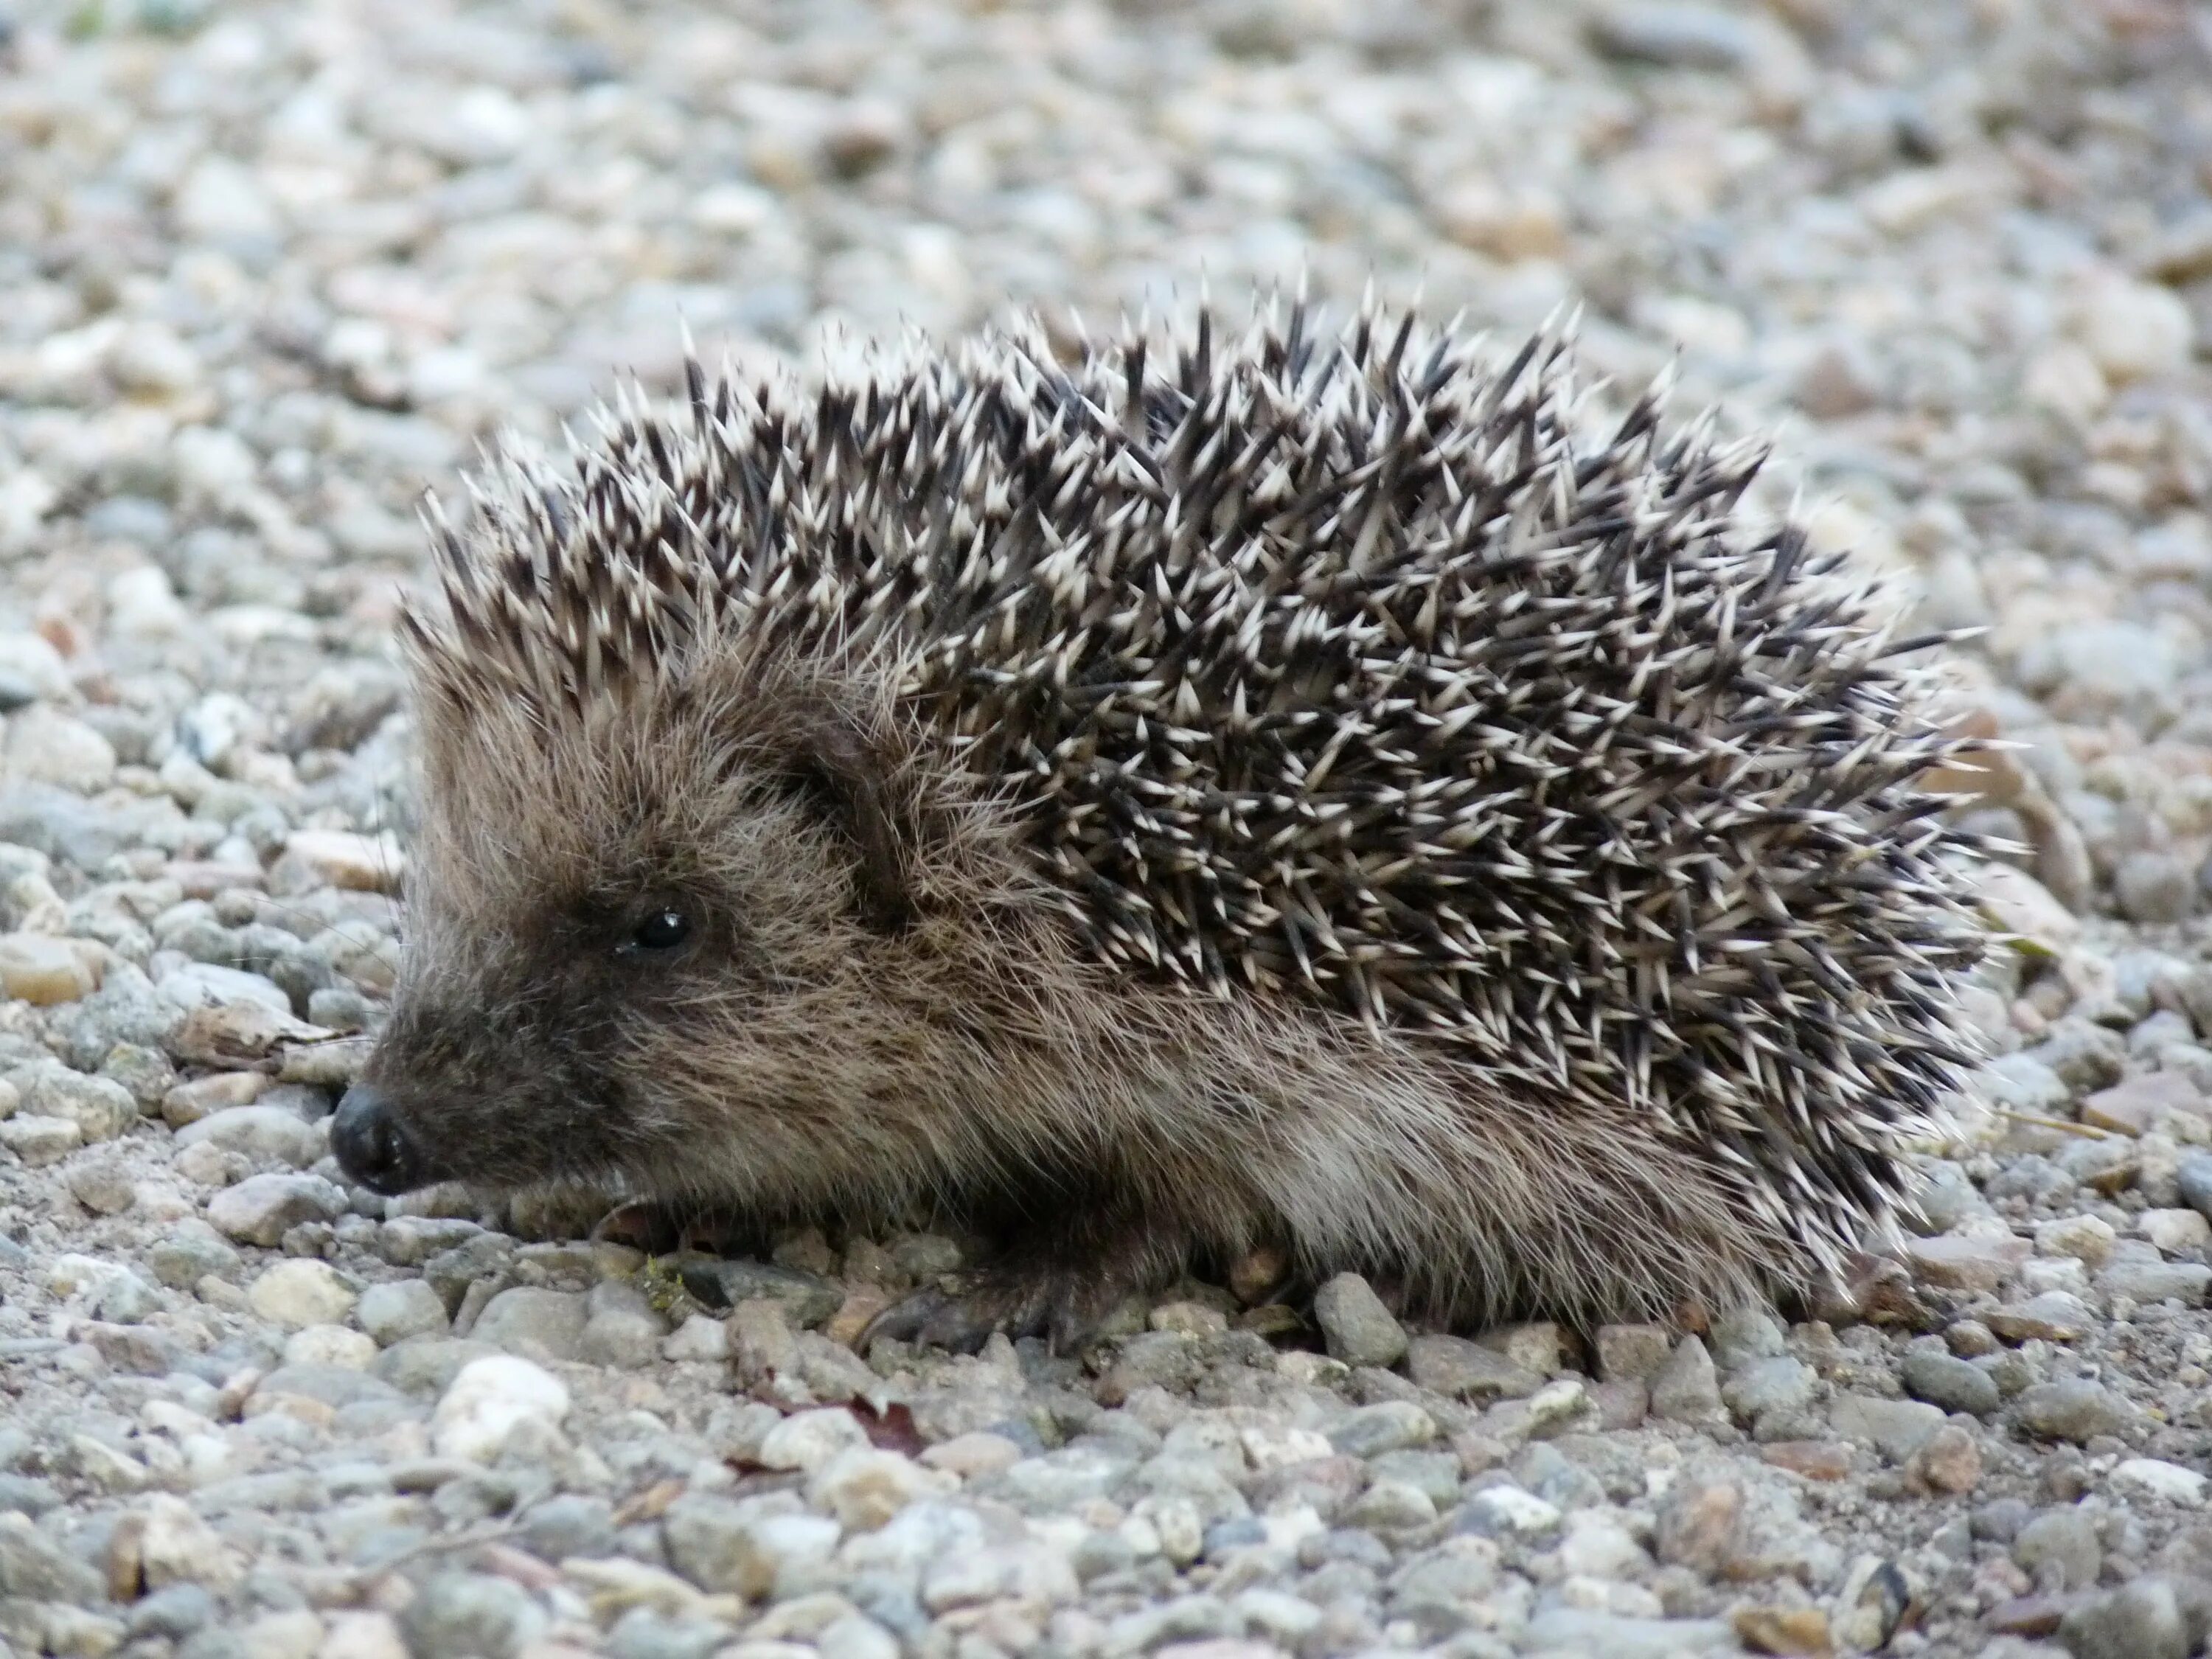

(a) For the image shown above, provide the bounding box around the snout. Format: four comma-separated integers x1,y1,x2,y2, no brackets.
332,1083,434,1195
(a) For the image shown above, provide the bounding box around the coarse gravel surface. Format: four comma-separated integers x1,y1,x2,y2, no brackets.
4,2,2212,1658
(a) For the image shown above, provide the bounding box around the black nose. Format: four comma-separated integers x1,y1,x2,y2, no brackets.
332,1084,427,1195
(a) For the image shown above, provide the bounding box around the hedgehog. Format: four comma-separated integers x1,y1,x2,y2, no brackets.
330,303,1987,1349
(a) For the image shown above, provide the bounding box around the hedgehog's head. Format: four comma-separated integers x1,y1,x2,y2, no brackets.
331,589,989,1208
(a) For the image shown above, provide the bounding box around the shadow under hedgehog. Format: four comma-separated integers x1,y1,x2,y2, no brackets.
331,303,1989,1352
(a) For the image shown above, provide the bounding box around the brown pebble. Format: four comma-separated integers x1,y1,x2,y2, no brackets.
1655,1475,1742,1571
1985,1595,2071,1637
1906,1424,1981,1495
824,1286,891,1350
1944,1318,1997,1357
1731,1605,1833,1656
1761,1441,1854,1481
1227,1244,1289,1305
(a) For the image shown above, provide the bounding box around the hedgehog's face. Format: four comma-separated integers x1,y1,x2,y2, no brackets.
333,663,947,1205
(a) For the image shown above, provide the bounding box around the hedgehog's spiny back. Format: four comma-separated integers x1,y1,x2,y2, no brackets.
411,305,1984,1270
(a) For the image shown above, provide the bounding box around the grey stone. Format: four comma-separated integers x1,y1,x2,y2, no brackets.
661,1493,782,1596
1520,1608,1736,1656
2094,1259,2211,1307
1720,1356,1816,1424
173,1105,319,1166
2029,1020,2129,1091
356,1279,451,1346
1312,1273,1408,1369
372,1337,502,1398
1827,1394,1945,1462
91,1265,164,1324
1327,1402,1436,1458
2014,1506,2102,1592
1368,1449,1464,1509
0,783,136,872
1592,1324,1673,1382
1907,1161,1989,1235
2012,1379,2135,1444
378,1217,486,1267
2115,852,2199,924
46,961,181,1070
1403,1334,1540,1401
1095,1330,1206,1401
2058,1577,2191,1659
398,1571,549,1659
1707,1307,1786,1370
422,1232,520,1310
18,1064,136,1142
97,1043,175,1111
145,1219,243,1287
467,1287,588,1363
1978,1052,2072,1116
518,1494,618,1562
982,1447,1135,1514
204,1172,347,1246
1901,1350,2002,1416
1649,1335,1725,1424
1587,3,1754,69
580,1279,669,1367
2179,1150,2212,1222
605,1607,731,1659
1971,1498,2032,1543
128,1582,216,1640
0,1514,107,1602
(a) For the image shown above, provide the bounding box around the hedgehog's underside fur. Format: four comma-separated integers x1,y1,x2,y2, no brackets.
366,303,1986,1343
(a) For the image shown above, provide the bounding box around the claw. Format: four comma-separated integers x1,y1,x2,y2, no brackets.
863,1282,1004,1354
861,1272,1116,1357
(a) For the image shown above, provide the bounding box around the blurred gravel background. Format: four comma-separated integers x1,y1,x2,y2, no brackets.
4,2,2212,1658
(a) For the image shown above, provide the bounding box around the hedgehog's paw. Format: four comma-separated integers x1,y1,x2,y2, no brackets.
590,1199,764,1257
862,1269,1119,1356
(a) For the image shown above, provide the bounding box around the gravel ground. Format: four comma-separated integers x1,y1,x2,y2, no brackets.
4,1,2212,1657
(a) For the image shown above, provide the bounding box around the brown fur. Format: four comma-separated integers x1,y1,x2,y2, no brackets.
372,629,1796,1340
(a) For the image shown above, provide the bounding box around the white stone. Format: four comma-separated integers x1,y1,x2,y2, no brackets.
106,568,190,638
1460,1486,1561,1536
279,830,404,894
2069,274,2195,384
1237,1423,1335,1470
317,1613,410,1659
758,1407,871,1474
248,1259,358,1329
0,631,70,698
2140,1208,2212,1254
2111,1457,2205,1506
159,961,293,1016
136,1492,243,1590
1558,1510,1650,1578
809,1446,955,1531
282,1324,377,1370
173,156,281,241
2036,1214,2118,1267
661,1314,730,1362
432,1355,571,1462
3,708,116,791
1,1114,83,1166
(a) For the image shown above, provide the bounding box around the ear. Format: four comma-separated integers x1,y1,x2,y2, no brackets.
779,712,917,936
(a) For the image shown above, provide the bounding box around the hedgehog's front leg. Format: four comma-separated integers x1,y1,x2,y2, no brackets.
864,1204,1186,1354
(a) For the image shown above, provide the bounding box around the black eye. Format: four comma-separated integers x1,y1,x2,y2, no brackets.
627,910,692,953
